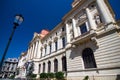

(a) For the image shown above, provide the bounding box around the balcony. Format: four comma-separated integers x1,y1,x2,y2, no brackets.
71,30,97,45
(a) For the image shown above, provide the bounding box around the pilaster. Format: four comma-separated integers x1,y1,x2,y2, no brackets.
86,8,97,30
72,18,78,38
34,41,39,58
31,45,34,59
58,37,62,49
65,23,71,43
29,47,32,59
36,41,41,58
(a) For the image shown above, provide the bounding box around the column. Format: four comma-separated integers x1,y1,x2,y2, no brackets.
51,42,55,52
51,60,54,73
31,44,35,59
27,48,29,60
27,48,30,60
96,0,115,24
30,46,33,59
72,18,78,37
36,41,41,58
46,44,49,55
58,37,62,49
45,62,47,73
34,41,39,58
86,8,97,30
58,57,62,71
29,47,32,59
14,64,17,71
28,48,31,59
65,23,71,43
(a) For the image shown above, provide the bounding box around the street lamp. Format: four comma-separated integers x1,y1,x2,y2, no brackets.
0,14,24,72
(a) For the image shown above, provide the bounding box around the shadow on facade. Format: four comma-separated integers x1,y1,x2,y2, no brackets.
116,75,120,80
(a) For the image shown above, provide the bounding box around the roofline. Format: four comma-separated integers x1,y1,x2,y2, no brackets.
41,22,64,41
62,0,87,21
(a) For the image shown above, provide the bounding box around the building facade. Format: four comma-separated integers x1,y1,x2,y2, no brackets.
16,52,27,78
1,58,18,78
18,0,120,80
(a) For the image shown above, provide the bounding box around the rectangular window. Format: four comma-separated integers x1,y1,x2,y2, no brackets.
55,41,57,51
79,23,87,34
62,37,66,48
45,47,47,55
62,27,65,32
49,44,52,54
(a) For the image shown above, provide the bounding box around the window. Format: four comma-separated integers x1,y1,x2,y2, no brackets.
43,63,45,73
49,43,52,54
55,41,58,51
41,49,43,58
48,61,51,73
45,46,47,55
39,64,41,73
62,27,65,32
82,48,97,69
7,67,9,71
54,59,58,72
56,32,57,35
62,37,66,48
11,67,14,70
79,23,88,34
62,56,67,71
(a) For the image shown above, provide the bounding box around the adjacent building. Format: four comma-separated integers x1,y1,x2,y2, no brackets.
1,58,18,78
16,52,27,78
17,0,120,80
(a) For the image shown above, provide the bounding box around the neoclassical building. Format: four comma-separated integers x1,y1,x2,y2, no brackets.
18,0,120,80
1,58,18,78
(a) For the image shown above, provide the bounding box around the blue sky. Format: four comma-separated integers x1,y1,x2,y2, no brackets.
0,0,120,60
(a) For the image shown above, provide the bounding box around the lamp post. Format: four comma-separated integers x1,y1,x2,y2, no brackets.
0,14,24,72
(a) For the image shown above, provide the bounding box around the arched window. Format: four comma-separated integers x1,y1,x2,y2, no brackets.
54,59,58,72
82,48,97,69
39,64,41,73
43,63,45,73
48,61,51,73
62,56,67,71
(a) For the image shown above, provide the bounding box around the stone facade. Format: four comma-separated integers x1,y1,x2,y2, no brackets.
17,0,120,80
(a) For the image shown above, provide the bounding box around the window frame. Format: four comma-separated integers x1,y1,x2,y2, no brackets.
82,48,97,69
